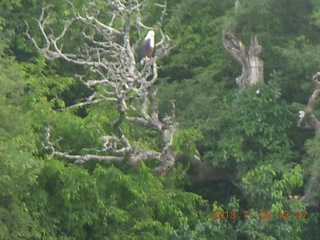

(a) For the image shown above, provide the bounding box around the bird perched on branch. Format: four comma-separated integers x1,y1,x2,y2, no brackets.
137,30,155,63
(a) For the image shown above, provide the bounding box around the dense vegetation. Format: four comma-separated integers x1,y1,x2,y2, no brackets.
0,0,320,239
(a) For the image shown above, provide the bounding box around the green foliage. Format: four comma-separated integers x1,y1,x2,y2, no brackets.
173,128,203,157
201,82,295,172
159,0,320,238
24,161,209,239
242,164,303,207
0,45,41,240
0,0,320,239
161,0,235,85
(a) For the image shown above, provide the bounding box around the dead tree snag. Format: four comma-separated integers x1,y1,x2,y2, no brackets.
222,32,264,89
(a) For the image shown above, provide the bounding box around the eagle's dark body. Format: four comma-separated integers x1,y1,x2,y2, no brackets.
137,31,155,63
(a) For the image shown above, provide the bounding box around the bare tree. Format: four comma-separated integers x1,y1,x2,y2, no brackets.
26,0,176,175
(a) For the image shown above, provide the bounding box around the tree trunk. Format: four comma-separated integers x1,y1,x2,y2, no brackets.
300,169,320,207
222,32,264,89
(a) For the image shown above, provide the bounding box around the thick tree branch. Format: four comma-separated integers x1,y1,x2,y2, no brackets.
298,72,320,130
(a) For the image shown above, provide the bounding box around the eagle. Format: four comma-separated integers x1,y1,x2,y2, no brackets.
137,30,155,63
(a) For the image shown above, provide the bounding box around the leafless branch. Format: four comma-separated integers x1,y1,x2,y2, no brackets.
58,92,117,111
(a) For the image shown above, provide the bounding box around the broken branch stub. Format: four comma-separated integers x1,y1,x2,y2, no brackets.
222,32,264,89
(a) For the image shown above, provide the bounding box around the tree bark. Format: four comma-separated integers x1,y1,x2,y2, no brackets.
222,32,264,89
297,72,320,130
300,169,320,207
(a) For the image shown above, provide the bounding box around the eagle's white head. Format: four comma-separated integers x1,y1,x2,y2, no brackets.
146,30,155,47
147,30,155,38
